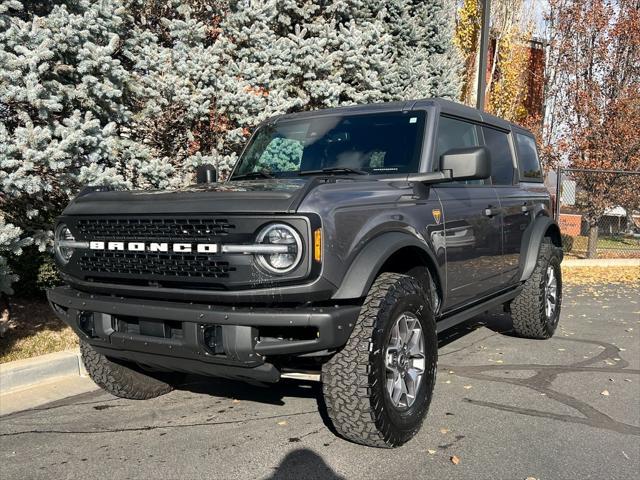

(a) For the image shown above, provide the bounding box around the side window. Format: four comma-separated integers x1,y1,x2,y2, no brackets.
515,133,542,180
436,116,483,185
482,127,514,185
436,116,480,159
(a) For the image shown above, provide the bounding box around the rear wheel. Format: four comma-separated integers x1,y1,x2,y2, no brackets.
80,341,177,400
511,238,562,339
322,272,437,448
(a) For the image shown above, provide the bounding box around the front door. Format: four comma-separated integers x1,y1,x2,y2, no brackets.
436,185,504,310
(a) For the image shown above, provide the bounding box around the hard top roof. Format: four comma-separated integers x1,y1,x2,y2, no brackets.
269,97,530,134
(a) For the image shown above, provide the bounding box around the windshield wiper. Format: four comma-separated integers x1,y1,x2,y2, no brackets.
231,170,274,180
298,167,368,176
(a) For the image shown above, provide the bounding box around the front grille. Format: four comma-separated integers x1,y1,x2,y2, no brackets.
78,251,235,278
63,214,312,289
76,217,235,241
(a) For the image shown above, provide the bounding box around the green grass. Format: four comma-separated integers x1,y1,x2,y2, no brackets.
0,298,78,363
571,235,640,251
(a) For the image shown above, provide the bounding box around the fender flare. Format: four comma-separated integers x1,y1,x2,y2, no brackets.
332,232,442,300
518,215,562,282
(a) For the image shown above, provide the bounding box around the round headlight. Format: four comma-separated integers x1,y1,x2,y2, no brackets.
54,224,75,264
255,223,303,274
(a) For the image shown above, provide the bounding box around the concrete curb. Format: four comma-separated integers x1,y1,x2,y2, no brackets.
563,258,640,267
0,348,85,394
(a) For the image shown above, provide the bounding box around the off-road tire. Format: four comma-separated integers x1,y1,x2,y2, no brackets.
511,238,562,339
80,341,175,400
322,272,437,448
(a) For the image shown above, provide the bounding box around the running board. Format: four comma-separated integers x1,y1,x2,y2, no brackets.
436,287,522,333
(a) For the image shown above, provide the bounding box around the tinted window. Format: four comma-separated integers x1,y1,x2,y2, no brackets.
482,127,514,185
232,112,425,177
435,116,480,159
436,116,483,185
515,133,542,180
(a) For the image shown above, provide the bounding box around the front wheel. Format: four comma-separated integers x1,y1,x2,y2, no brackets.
322,272,437,448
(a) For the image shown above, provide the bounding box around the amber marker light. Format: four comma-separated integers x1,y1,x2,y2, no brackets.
313,228,322,262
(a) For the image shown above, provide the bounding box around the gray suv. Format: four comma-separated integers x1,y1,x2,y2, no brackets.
48,98,563,447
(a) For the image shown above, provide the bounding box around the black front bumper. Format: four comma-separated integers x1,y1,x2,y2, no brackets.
47,286,360,383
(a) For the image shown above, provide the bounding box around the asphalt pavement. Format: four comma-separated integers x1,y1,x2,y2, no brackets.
1,282,638,480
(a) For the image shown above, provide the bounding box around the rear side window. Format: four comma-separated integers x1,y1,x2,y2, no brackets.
515,133,542,180
482,127,514,185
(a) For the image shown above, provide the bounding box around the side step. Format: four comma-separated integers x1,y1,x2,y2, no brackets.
436,287,522,333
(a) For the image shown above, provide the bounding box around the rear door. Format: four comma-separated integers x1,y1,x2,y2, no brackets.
481,125,530,286
433,116,504,310
492,129,546,286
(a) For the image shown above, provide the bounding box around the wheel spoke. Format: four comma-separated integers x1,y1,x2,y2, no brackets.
408,331,423,356
544,265,558,319
409,355,425,372
384,311,426,409
547,268,555,287
391,373,403,405
405,369,421,399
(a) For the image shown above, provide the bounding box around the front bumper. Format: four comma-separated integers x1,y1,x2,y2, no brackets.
47,286,360,383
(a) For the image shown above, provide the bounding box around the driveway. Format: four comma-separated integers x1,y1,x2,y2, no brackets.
1,282,638,480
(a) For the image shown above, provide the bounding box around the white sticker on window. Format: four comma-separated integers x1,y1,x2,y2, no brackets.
409,117,417,124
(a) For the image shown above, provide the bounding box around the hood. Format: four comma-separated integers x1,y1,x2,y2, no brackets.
62,179,311,215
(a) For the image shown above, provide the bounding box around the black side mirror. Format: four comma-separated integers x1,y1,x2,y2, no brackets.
196,164,217,184
440,146,491,181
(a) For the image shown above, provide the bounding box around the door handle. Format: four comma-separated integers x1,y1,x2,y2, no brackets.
484,207,501,217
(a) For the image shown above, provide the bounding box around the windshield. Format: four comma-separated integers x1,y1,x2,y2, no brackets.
231,111,426,178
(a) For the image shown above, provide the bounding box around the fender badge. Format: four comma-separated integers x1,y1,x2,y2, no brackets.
432,209,442,224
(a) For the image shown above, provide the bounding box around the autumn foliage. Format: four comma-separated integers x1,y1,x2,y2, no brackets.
455,0,537,124
544,0,640,257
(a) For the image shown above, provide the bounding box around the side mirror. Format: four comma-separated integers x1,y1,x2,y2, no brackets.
440,146,491,181
196,164,217,184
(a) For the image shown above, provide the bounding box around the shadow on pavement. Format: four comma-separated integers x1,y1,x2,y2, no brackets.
266,448,345,480
176,376,320,405
438,310,515,349
174,376,339,435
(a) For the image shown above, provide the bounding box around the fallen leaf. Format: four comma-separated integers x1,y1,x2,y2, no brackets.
450,455,460,465
495,360,504,364
445,380,452,384
277,420,288,426
558,348,566,351
463,385,473,390
439,428,449,434
427,449,436,455
601,390,610,396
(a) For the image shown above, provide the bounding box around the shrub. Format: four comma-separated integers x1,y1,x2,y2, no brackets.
561,233,574,252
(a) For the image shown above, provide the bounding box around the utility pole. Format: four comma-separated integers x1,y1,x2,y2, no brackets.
476,0,491,111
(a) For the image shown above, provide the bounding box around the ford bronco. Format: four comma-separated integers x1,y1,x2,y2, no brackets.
48,98,563,447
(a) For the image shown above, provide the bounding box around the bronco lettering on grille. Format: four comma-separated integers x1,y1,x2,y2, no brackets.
89,241,218,254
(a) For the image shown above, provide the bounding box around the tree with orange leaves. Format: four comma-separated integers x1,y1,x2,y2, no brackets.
544,0,640,257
